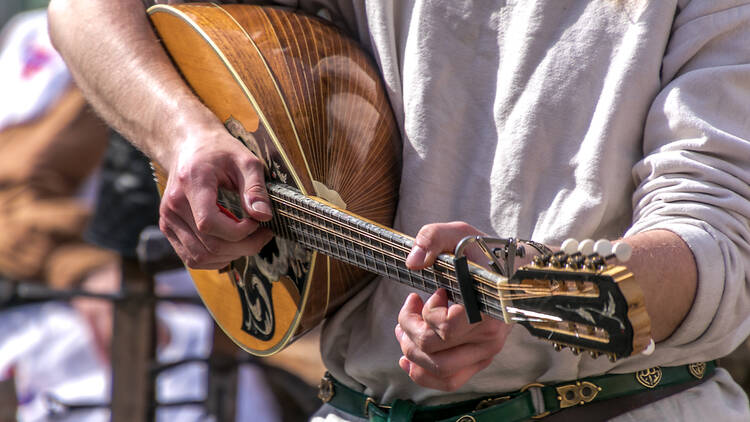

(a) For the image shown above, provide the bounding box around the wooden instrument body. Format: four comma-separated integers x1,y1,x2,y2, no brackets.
149,4,401,355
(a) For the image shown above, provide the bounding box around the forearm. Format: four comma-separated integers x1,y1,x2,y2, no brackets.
47,0,223,168
621,229,697,343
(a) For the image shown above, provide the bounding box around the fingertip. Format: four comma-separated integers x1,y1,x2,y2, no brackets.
435,287,448,300
404,293,423,309
247,198,273,221
405,245,427,269
424,288,449,308
398,356,411,373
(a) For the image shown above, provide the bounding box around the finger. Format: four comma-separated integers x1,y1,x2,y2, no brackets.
180,208,273,258
400,355,495,392
177,172,262,242
421,288,450,341
237,155,273,223
161,213,274,269
406,222,485,270
397,333,503,381
397,293,453,354
161,224,233,269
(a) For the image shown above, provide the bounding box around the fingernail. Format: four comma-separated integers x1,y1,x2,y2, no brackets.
250,199,273,217
395,324,403,340
406,245,427,268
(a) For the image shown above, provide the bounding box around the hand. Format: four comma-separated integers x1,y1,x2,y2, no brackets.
396,222,512,391
159,129,275,269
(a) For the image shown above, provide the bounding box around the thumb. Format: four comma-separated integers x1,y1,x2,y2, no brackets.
240,162,273,222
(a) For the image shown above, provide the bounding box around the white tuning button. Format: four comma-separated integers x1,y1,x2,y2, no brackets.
613,242,632,262
594,239,612,257
578,239,595,256
641,338,656,356
561,238,579,255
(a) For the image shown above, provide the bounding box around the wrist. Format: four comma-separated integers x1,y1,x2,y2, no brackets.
150,102,227,171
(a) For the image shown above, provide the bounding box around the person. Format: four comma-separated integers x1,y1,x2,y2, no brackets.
48,0,750,421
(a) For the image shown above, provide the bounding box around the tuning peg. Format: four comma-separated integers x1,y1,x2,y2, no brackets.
532,255,545,267
561,238,579,255
589,351,600,359
548,254,563,268
607,353,618,363
613,242,632,263
571,347,581,356
593,239,612,257
578,239,594,255
553,343,564,352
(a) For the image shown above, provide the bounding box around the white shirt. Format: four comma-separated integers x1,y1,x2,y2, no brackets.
273,0,750,417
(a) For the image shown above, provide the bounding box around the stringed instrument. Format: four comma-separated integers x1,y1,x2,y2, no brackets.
147,3,651,359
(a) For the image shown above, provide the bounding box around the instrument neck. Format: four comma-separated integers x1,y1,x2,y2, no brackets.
260,183,505,320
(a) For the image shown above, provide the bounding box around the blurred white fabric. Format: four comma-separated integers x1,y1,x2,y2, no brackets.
0,269,281,421
0,9,71,131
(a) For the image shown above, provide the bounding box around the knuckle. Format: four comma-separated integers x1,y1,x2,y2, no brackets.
435,325,452,342
163,189,182,209
194,213,214,233
416,224,440,250
413,329,433,350
240,155,264,172
449,221,475,233
402,344,418,362
174,166,192,185
244,182,268,197
201,237,221,254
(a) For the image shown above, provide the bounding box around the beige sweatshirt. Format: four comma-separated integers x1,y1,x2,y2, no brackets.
269,0,750,411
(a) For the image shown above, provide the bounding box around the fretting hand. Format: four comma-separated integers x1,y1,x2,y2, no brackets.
396,222,513,391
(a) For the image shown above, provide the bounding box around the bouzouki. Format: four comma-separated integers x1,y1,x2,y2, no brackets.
147,3,651,359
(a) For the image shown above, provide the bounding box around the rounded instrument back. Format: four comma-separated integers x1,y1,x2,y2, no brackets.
148,4,400,355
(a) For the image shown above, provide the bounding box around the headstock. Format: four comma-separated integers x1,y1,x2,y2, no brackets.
500,239,652,361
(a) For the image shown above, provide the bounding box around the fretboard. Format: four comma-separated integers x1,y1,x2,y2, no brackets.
218,183,507,320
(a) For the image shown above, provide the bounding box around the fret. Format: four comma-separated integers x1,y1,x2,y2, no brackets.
256,182,503,316
355,222,366,272
419,269,430,292
380,237,394,280
312,210,323,252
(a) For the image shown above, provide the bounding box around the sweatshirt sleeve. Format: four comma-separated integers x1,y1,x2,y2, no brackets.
625,0,750,358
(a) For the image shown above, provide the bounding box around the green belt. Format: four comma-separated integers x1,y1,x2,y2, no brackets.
318,361,715,422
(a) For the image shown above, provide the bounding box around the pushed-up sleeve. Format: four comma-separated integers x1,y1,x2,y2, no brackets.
626,0,750,357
